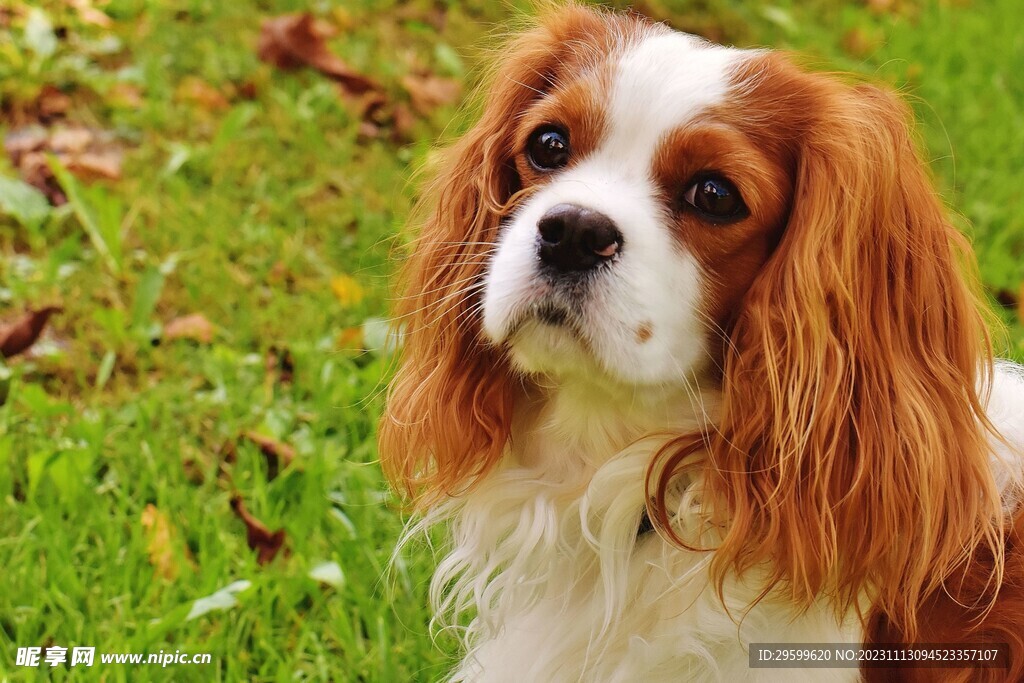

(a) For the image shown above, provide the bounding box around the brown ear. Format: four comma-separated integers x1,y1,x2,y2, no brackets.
379,5,632,507
654,59,1005,637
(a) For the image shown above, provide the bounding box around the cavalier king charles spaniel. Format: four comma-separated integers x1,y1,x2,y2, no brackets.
379,5,1024,681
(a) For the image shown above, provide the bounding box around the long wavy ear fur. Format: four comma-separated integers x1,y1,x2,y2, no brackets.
379,5,632,508
654,56,1005,639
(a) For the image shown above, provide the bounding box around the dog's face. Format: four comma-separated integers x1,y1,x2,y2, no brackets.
482,33,789,386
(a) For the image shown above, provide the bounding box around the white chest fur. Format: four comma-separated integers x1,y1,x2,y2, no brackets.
413,364,1024,683
434,447,861,683
411,379,860,683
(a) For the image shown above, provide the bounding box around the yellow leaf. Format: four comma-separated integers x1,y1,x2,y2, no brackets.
331,274,364,307
141,504,195,580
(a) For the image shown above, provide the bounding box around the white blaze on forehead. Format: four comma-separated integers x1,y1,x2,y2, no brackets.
602,31,742,171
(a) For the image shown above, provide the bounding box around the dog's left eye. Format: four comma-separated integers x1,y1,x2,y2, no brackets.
527,126,570,171
682,175,748,223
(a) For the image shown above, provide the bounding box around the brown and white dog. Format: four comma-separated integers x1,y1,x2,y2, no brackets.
379,5,1024,681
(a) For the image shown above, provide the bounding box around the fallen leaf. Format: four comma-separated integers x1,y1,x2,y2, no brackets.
330,273,364,307
141,504,195,580
49,127,93,154
0,306,61,358
257,13,380,96
67,150,122,180
4,125,123,203
164,313,214,344
175,76,230,111
242,430,295,478
20,153,64,204
400,73,461,116
236,80,259,100
3,126,48,159
230,496,287,564
36,85,71,119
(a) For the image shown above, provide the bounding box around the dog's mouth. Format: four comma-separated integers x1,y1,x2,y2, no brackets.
532,301,570,326
505,297,584,342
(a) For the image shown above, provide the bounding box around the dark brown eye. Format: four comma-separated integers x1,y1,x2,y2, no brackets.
527,126,570,171
682,175,747,222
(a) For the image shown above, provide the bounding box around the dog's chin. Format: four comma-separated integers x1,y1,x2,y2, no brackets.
506,311,591,376
502,308,637,388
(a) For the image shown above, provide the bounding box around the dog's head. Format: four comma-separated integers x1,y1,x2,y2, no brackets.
380,5,1003,636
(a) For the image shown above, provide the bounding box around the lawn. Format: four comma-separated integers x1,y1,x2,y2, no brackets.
0,0,1021,681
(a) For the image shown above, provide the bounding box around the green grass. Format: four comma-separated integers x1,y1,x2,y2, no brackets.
0,0,1021,681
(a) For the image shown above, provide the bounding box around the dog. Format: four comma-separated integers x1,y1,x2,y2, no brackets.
379,5,1024,681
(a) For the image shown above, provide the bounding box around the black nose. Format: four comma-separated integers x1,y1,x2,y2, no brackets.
537,204,622,272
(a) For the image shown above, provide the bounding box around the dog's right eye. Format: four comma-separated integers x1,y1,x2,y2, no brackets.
527,127,570,171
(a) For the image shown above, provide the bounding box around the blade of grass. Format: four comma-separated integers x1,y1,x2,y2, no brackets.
48,156,123,277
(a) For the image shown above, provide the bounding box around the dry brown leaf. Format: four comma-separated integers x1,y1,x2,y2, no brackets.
175,76,230,111
0,307,61,359
400,74,461,116
164,313,214,344
257,13,379,96
236,81,259,100
67,150,122,180
49,128,94,154
4,125,123,203
242,430,296,479
37,85,71,119
141,504,195,580
3,126,48,158
230,496,287,564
